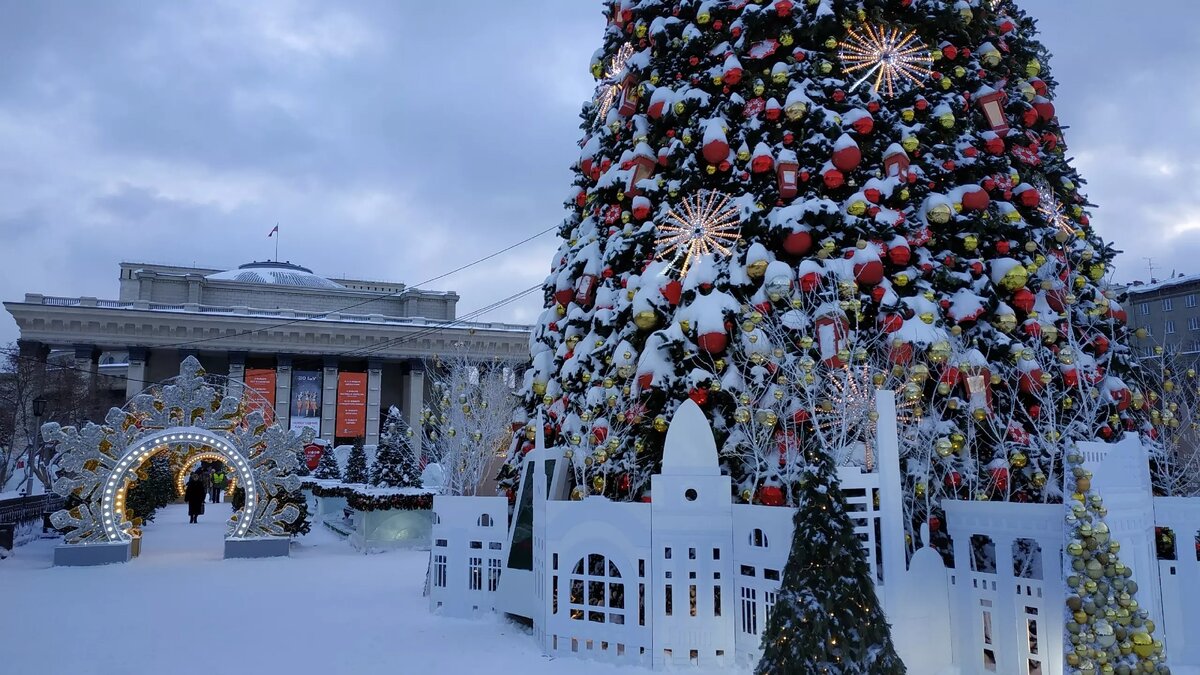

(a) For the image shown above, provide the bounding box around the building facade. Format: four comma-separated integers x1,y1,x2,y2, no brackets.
1125,274,1200,358
4,261,530,446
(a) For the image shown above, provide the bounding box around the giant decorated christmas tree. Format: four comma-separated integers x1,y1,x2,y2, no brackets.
501,0,1166,670
509,0,1146,518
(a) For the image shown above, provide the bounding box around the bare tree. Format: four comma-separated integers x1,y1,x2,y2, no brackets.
418,347,519,496
1,345,116,493
1130,344,1200,497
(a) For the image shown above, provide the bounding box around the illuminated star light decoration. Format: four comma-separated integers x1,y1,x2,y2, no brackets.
815,365,918,471
655,190,742,276
1036,183,1076,236
839,23,933,98
593,42,635,125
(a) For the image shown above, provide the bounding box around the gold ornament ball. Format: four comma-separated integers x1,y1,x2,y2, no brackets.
1002,265,1030,291
653,415,669,432
928,203,953,224
1131,632,1153,657
634,310,657,330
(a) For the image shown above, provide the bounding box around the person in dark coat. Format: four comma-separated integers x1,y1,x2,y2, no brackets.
185,472,207,524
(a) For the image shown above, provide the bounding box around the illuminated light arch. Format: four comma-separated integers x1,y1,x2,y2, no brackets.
101,428,257,540
174,451,239,498
48,356,312,546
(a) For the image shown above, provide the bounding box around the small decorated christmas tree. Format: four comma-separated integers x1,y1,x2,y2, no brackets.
345,439,370,485
372,407,422,488
1063,449,1166,672
756,445,905,674
126,454,175,524
312,443,341,481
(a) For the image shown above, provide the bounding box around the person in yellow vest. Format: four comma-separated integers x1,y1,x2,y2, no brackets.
209,467,227,504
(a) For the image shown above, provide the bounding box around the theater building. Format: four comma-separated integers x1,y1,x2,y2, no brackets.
4,260,530,446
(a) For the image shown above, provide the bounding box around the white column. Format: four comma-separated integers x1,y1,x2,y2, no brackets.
405,361,425,433
126,347,148,401
874,390,907,613
322,357,338,443
992,538,1017,675
366,359,383,446
227,351,246,384
1038,536,1064,671
949,522,974,670
275,356,292,431
74,344,98,393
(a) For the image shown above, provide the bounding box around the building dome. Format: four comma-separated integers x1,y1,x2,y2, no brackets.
205,261,344,289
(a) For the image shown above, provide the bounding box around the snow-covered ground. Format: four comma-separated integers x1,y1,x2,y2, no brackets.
1,503,742,675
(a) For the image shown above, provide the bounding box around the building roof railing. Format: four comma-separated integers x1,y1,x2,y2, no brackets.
18,294,531,333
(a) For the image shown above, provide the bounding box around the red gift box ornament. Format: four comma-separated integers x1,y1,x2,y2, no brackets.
963,367,992,413
776,149,799,198
627,142,657,196
618,74,640,117
975,86,1010,135
815,308,850,367
883,144,910,182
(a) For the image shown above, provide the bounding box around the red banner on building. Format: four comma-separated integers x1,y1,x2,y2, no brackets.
336,373,368,438
244,368,277,425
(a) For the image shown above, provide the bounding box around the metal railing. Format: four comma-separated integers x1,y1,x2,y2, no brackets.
0,494,64,527
32,295,531,332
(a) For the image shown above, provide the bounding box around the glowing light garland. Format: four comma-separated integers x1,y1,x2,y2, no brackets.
593,43,635,125
655,190,742,276
839,24,933,98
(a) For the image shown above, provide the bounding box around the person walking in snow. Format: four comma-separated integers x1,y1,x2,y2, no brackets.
185,472,207,524
210,467,226,503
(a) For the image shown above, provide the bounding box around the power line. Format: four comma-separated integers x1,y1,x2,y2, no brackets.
71,225,555,352
337,284,543,358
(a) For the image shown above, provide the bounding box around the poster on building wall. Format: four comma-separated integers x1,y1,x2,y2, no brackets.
290,370,322,434
243,369,277,424
335,373,368,438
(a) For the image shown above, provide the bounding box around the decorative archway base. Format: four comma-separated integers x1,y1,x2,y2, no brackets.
225,537,290,559
54,540,132,567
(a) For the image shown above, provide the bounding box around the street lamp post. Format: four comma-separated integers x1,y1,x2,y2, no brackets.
24,397,47,497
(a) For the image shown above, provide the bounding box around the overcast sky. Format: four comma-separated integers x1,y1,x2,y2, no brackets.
1,1,1197,345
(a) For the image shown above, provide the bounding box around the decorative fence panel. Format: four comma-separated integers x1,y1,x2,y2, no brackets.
1154,497,1200,668
429,495,509,618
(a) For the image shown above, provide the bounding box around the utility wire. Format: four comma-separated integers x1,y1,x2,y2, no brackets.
336,284,542,358
45,225,555,352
